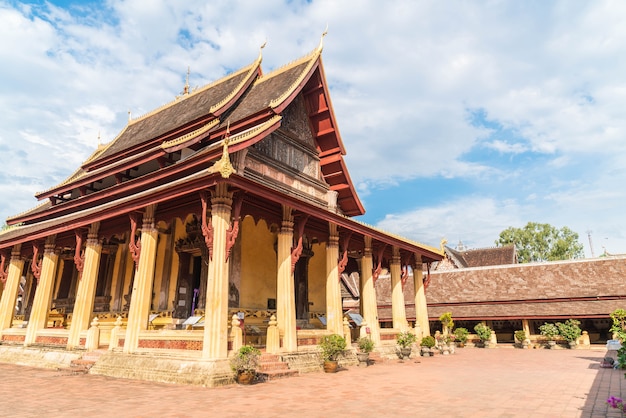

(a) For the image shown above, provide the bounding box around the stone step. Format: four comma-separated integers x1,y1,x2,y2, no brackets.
259,354,280,362
256,368,299,382
81,350,107,362
257,361,290,372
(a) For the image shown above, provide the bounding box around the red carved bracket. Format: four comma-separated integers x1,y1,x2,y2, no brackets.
372,244,386,285
424,262,432,290
31,243,43,282
200,191,214,261
290,214,309,273
129,213,142,270
337,232,352,281
0,252,8,283
74,230,85,276
225,193,244,262
400,253,409,290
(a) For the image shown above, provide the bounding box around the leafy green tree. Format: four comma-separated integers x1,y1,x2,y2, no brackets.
495,222,584,263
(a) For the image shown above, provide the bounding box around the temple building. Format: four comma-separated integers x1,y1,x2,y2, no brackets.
0,37,442,385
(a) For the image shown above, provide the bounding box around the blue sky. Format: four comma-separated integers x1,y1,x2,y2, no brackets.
1,0,625,257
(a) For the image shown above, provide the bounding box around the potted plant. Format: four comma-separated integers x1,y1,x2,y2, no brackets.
319,333,347,373
453,327,469,348
474,323,492,348
539,322,559,348
396,331,417,360
557,319,582,348
514,330,529,349
230,344,261,384
439,312,454,335
357,336,374,367
420,335,436,356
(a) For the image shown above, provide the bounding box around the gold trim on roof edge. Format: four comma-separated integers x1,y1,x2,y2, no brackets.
127,58,261,126
5,200,49,223
267,32,325,109
161,118,220,150
205,115,283,155
208,45,264,115
348,217,444,257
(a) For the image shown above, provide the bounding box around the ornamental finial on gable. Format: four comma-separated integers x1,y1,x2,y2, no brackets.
318,25,328,52
183,66,190,95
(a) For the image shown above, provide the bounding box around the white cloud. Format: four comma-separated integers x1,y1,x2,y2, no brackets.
0,0,625,255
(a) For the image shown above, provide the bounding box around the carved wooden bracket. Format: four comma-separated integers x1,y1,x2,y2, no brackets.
225,193,244,263
400,253,409,290
337,232,352,281
129,213,142,270
0,252,8,283
31,243,43,282
290,214,309,273
424,262,432,290
372,244,386,285
74,229,86,276
200,191,214,261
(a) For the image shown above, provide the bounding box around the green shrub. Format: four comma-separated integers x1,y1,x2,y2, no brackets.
453,327,469,344
474,323,492,342
420,335,436,348
514,330,527,343
539,322,559,340
230,345,261,374
556,319,582,342
357,336,374,353
396,331,417,349
319,334,347,361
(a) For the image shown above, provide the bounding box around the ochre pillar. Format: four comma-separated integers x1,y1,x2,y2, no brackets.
67,222,102,349
390,246,408,331
360,237,380,346
325,224,342,335
276,205,297,352
414,255,430,336
124,205,158,354
25,236,58,346
0,245,24,339
202,184,233,359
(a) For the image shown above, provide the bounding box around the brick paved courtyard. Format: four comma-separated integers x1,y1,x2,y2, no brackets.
0,346,623,417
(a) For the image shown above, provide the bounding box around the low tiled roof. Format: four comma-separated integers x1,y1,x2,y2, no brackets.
445,244,517,268
426,256,626,319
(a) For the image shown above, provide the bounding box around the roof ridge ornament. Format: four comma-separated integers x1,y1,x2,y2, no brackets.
183,66,190,95
207,122,234,178
318,25,328,52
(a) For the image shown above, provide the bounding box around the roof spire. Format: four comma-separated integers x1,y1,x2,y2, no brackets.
128,110,131,121
97,130,101,147
183,66,190,95
318,24,328,52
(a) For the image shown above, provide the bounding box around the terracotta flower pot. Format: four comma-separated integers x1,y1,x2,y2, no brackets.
236,371,255,385
323,360,339,373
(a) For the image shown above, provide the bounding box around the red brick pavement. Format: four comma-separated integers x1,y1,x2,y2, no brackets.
0,346,623,418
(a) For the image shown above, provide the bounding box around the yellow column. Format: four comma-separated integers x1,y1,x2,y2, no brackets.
360,237,380,346
124,205,158,354
25,236,58,346
67,222,102,349
390,246,408,331
276,205,297,352
0,245,24,339
325,224,342,335
414,255,430,337
202,184,232,359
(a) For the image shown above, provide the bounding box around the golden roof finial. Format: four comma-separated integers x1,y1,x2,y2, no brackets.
128,110,131,121
318,24,328,52
183,66,190,95
97,130,101,147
